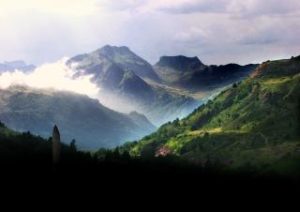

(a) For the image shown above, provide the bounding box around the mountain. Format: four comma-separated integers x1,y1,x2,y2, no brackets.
0,86,156,149
156,56,206,71
67,45,261,126
66,45,161,103
124,56,300,174
68,45,160,82
98,45,160,82
0,60,36,72
154,55,257,90
188,63,259,90
67,46,199,126
154,56,206,84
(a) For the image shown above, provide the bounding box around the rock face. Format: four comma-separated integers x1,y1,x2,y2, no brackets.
52,125,61,164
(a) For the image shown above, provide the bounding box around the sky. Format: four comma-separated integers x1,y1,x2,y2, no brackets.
0,0,299,65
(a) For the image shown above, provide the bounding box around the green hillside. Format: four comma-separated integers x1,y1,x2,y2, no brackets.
124,56,300,176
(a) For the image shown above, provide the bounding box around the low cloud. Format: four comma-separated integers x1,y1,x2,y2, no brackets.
0,58,99,98
104,0,300,16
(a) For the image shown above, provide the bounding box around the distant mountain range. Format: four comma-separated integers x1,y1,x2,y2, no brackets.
0,86,155,149
0,60,35,72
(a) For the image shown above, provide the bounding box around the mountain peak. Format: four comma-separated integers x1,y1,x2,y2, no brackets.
102,45,130,50
156,55,205,72
96,45,131,57
93,45,160,81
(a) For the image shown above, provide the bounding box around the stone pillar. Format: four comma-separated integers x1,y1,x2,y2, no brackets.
52,125,61,165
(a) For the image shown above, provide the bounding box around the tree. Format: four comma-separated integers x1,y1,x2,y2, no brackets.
173,118,180,127
0,121,5,128
122,151,131,161
112,147,121,160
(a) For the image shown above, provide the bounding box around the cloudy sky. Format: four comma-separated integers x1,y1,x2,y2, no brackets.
0,0,299,65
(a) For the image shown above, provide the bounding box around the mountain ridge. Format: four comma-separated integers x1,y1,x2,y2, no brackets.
154,55,258,90
0,85,156,149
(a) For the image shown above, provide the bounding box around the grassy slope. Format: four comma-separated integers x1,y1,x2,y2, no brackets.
124,56,300,175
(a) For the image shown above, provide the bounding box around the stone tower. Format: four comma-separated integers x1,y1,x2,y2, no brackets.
52,125,61,165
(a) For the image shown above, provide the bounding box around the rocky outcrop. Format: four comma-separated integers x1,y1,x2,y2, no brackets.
52,125,61,164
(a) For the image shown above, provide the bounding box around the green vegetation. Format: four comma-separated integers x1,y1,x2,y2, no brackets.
124,56,300,176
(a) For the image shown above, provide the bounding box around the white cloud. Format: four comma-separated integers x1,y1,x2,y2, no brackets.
0,58,99,97
173,27,211,44
0,0,97,17
100,0,300,16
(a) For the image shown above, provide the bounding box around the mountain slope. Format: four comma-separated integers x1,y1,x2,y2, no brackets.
125,56,300,174
154,55,257,90
0,86,155,149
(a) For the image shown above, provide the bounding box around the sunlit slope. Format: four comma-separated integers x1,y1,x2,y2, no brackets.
126,56,300,173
